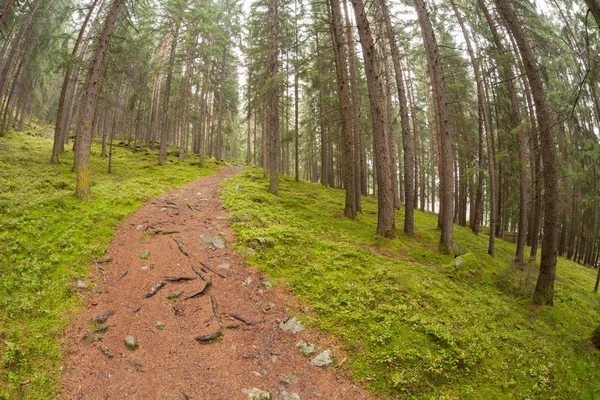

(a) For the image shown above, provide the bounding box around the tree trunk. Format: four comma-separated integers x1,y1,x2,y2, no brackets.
51,0,100,164
379,0,414,234
73,0,127,199
327,0,356,219
414,0,454,252
350,0,395,237
495,0,560,306
267,0,280,195
159,24,180,166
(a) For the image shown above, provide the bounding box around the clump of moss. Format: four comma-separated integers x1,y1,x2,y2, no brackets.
444,252,482,279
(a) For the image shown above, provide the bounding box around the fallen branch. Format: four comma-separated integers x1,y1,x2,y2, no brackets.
211,293,221,327
230,314,266,326
96,257,112,264
200,261,226,278
191,264,206,281
173,237,191,257
143,281,167,298
149,229,180,235
183,280,212,300
116,268,129,281
164,276,196,282
167,290,185,300
97,266,107,283
91,310,114,324
194,330,222,343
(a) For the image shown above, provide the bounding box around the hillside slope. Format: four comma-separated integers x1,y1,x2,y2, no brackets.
222,169,600,399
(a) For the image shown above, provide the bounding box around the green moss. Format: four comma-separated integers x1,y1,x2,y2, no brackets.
0,132,219,399
222,167,600,399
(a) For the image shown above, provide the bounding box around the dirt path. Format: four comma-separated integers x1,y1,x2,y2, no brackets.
61,167,376,400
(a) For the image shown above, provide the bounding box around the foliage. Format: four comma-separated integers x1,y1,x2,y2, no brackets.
222,168,600,399
0,132,219,399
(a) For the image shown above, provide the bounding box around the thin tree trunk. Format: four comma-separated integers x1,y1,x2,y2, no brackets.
159,24,180,166
267,0,280,195
380,0,414,235
51,0,100,164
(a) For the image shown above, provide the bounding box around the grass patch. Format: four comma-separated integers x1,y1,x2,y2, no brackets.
222,168,600,399
0,132,219,399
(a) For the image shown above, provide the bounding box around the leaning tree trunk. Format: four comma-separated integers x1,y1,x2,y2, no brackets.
73,0,127,200
495,0,560,306
379,0,415,235
350,0,395,237
51,0,100,164
327,0,356,219
414,0,454,253
451,0,495,256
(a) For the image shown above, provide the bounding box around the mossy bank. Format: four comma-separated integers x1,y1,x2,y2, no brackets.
222,168,600,399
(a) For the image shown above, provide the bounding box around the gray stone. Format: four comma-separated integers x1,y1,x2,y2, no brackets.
124,335,138,351
296,340,318,357
242,388,272,400
218,263,230,270
250,237,275,248
310,350,333,368
156,321,165,330
279,373,298,386
455,258,465,267
243,276,253,286
215,224,224,230
246,248,256,256
136,224,144,230
76,280,88,289
276,392,300,400
262,281,273,289
279,317,305,334
203,236,225,249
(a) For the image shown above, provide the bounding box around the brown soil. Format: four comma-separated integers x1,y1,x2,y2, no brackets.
61,166,377,400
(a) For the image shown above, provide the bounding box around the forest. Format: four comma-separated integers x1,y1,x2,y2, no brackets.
1,0,600,398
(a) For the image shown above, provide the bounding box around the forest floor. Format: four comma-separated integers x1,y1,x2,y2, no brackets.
61,166,375,400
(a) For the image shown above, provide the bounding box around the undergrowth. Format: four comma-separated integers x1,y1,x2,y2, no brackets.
0,132,219,399
222,168,600,399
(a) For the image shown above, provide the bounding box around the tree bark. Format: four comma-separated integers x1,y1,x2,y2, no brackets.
379,0,414,234
414,0,454,252
73,0,127,199
495,0,560,306
327,0,356,218
51,0,100,164
267,0,280,195
350,0,395,237
159,24,180,166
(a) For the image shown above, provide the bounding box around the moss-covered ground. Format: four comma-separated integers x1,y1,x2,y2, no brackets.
222,168,600,399
0,132,219,399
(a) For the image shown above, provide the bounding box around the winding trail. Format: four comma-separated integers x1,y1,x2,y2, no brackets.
61,167,376,400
